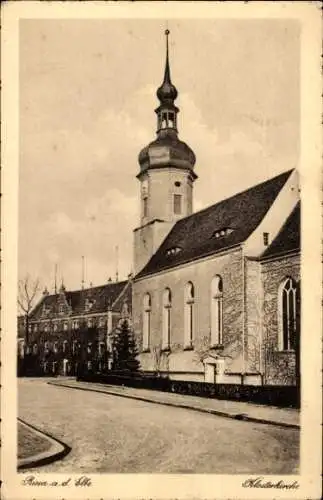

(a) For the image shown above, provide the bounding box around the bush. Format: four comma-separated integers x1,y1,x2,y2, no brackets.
77,372,299,408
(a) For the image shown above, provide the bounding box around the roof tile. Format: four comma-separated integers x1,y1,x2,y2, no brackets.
262,202,300,259
135,170,293,278
31,281,129,320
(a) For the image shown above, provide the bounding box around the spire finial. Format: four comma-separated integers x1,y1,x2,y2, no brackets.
156,28,178,104
164,29,171,84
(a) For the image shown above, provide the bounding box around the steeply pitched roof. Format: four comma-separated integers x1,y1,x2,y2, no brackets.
261,202,300,259
30,280,129,320
135,170,293,279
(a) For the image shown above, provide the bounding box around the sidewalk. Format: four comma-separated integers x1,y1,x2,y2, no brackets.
18,418,71,470
49,378,300,429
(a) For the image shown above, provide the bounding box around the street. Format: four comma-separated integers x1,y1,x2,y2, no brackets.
18,378,299,474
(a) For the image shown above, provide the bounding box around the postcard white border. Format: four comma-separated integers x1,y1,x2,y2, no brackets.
1,2,322,499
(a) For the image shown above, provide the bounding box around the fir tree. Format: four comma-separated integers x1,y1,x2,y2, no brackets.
112,320,140,373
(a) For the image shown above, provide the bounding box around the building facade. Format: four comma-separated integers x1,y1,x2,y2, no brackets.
132,32,300,386
18,279,132,376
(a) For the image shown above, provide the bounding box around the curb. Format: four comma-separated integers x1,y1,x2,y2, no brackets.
48,381,300,430
18,418,71,470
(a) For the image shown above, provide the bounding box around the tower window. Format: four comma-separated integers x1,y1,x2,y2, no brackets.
161,112,167,129
173,194,182,214
143,198,148,217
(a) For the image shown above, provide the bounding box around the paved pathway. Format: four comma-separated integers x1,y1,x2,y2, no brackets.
19,378,299,474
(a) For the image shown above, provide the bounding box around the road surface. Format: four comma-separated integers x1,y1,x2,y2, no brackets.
18,378,299,474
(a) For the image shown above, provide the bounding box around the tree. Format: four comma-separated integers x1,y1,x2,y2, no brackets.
17,275,41,344
111,320,140,373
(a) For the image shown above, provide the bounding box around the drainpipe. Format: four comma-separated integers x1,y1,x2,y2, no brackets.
241,251,246,384
258,262,265,383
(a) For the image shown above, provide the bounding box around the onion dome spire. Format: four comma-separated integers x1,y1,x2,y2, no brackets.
138,30,196,178
156,29,178,104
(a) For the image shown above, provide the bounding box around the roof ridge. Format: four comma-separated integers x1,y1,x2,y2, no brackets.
174,168,294,225
43,280,128,299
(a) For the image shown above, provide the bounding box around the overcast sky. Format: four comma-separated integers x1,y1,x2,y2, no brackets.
19,18,300,292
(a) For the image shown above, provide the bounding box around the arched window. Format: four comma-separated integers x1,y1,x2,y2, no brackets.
162,288,172,350
53,341,58,353
168,112,175,128
210,275,223,346
33,344,38,355
142,293,151,351
184,282,194,348
161,112,167,129
99,342,105,356
63,340,68,353
279,277,298,351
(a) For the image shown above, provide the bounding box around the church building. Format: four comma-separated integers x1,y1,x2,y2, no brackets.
132,31,300,386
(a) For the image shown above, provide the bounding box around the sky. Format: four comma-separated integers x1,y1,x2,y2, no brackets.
19,18,300,292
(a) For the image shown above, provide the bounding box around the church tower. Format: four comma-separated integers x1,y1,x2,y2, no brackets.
134,30,197,274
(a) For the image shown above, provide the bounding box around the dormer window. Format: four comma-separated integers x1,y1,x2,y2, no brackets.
212,227,234,239
85,298,95,312
166,246,182,257
42,304,50,317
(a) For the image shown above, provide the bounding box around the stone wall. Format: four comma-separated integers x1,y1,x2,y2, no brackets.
244,258,263,375
133,248,244,379
261,253,300,385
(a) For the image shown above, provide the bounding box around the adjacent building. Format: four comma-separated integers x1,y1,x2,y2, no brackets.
18,279,132,375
